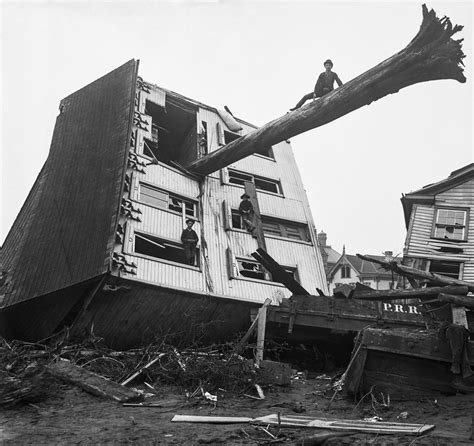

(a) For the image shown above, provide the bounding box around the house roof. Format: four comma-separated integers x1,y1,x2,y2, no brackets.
328,253,400,280
400,163,474,228
322,245,341,265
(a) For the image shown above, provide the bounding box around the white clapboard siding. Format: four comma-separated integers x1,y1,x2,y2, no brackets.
405,179,474,281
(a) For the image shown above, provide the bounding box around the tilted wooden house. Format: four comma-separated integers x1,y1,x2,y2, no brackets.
401,163,474,283
0,60,328,348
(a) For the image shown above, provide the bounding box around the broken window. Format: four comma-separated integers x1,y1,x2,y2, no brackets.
237,259,266,280
139,183,197,218
433,208,467,241
224,130,240,145
341,265,351,278
261,217,309,241
143,98,198,166
134,232,199,266
228,169,282,195
429,260,461,279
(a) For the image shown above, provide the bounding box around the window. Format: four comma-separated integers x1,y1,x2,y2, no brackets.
237,259,267,280
134,232,199,266
231,210,244,229
341,265,351,278
235,257,298,283
224,130,240,144
139,183,197,218
228,169,282,195
261,217,309,241
433,208,467,241
429,260,461,279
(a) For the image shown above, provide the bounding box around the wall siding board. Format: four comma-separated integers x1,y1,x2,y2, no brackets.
405,179,474,281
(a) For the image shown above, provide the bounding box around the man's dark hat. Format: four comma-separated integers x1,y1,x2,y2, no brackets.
241,193,250,199
324,59,333,66
186,218,195,224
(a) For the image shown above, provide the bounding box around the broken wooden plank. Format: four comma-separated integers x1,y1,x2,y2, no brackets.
234,298,272,355
185,5,465,176
357,254,474,292
352,285,469,301
47,360,143,403
438,293,474,309
255,301,268,366
172,414,434,435
244,182,266,251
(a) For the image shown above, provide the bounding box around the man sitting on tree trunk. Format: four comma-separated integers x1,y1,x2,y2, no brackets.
290,59,343,111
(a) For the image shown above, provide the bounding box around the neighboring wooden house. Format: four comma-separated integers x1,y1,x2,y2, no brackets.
401,163,474,283
327,249,398,294
0,60,328,347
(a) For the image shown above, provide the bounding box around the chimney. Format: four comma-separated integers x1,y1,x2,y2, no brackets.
318,231,327,247
384,251,393,261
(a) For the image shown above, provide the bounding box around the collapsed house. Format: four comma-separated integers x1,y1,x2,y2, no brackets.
0,61,327,348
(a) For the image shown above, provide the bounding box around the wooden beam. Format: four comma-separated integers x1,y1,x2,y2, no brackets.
255,302,268,366
47,360,143,403
252,248,310,296
356,254,474,293
438,293,474,309
185,5,465,176
352,285,469,301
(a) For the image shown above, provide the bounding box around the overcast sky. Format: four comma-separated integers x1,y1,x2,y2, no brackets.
1,1,473,257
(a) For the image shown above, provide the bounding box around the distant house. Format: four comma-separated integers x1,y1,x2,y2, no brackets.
317,231,341,275
327,248,398,294
401,163,474,283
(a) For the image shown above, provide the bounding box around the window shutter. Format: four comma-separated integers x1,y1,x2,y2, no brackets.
220,168,228,185
216,122,224,146
226,248,238,279
222,200,232,231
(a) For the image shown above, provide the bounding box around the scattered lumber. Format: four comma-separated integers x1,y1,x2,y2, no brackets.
121,354,165,386
185,5,465,176
352,285,469,301
47,360,144,403
356,254,474,293
172,413,434,435
438,293,474,309
252,248,310,296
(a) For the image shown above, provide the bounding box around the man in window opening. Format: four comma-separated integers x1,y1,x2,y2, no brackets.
290,59,343,111
181,219,199,266
239,193,256,234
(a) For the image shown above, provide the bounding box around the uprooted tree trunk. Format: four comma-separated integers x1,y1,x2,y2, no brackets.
186,4,465,176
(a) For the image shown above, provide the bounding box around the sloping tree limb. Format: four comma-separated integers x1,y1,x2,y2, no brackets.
186,4,465,176
356,254,474,293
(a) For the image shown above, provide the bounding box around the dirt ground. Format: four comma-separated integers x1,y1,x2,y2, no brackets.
1,374,474,445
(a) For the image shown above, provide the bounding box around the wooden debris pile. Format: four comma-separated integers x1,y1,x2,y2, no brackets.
0,331,272,408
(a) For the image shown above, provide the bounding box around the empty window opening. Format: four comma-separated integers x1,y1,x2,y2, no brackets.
228,169,282,195
139,183,197,218
433,208,467,241
224,130,240,144
231,210,244,229
429,260,460,279
135,232,199,266
144,99,198,166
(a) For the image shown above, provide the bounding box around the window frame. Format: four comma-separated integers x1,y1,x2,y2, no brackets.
138,182,199,220
341,265,351,279
431,206,469,242
227,168,283,196
128,229,201,270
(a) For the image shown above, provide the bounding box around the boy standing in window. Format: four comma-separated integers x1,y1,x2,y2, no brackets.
290,59,343,110
181,219,199,265
239,193,256,233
